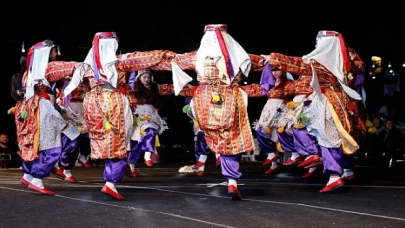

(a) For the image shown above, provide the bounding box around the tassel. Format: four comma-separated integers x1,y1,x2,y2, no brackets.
104,122,112,130
277,126,285,133
97,119,103,129
182,104,191,113
264,127,271,135
297,113,310,123
7,107,16,115
20,111,28,119
59,108,67,115
293,122,306,129
142,115,150,121
103,118,112,130
155,136,160,147
276,142,284,152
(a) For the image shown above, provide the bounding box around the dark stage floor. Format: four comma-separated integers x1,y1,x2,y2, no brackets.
1,162,404,228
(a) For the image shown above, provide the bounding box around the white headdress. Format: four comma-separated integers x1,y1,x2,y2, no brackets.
302,30,361,100
64,32,118,98
25,40,54,100
171,24,251,95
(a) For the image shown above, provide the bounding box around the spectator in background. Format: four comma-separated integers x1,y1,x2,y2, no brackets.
0,132,22,168
378,119,403,165
11,56,26,102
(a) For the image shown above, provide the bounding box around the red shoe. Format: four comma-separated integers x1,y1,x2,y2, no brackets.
263,155,279,166
195,161,205,168
20,178,30,186
264,166,280,175
320,178,344,193
52,168,65,180
101,185,125,200
216,157,221,166
342,174,355,181
64,176,78,183
283,155,305,166
196,171,204,176
228,185,242,200
302,170,316,178
129,170,138,178
145,160,153,167
78,160,93,168
27,183,54,195
298,155,320,167
304,160,323,169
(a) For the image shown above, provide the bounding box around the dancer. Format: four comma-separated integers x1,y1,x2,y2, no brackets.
265,30,365,192
254,64,299,174
62,32,182,200
170,24,265,200
178,97,215,176
60,79,93,168
14,40,80,194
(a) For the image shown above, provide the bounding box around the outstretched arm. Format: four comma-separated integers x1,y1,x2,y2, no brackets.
249,54,266,72
171,51,197,70
116,50,176,72
45,61,81,82
239,84,265,97
158,84,195,97
266,53,312,76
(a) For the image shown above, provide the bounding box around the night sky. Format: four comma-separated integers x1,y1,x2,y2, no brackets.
2,2,403,142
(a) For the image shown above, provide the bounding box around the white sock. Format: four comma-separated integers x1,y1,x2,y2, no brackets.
271,161,278,169
105,181,117,193
342,169,354,177
30,178,44,188
79,155,88,163
215,153,220,159
198,165,205,171
291,152,299,160
266,152,276,160
308,167,317,173
63,170,72,177
198,155,208,163
23,173,33,182
327,175,340,185
129,163,136,171
54,162,60,169
144,152,152,160
228,179,237,187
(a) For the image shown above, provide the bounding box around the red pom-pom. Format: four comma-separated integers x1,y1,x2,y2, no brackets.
118,86,127,94
190,86,198,96
348,101,357,111
38,92,50,100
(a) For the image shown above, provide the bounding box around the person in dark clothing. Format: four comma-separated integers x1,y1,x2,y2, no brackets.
0,132,22,168
378,119,403,166
11,56,27,102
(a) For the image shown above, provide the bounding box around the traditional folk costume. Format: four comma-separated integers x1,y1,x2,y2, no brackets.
126,68,192,176
63,32,180,200
54,79,93,172
266,30,365,192
254,64,299,175
62,80,93,168
171,24,264,200
14,40,80,195
178,97,220,176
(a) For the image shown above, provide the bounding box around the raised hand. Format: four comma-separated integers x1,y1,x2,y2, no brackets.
260,55,269,65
